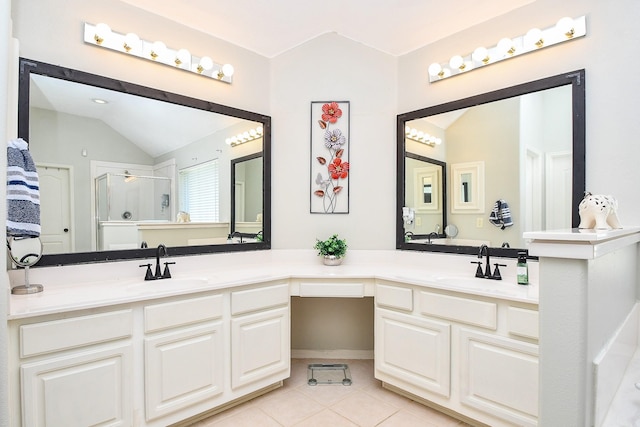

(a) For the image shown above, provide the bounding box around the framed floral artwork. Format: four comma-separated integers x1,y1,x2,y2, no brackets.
310,101,350,214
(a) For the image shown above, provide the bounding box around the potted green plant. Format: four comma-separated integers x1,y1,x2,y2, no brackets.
314,234,348,265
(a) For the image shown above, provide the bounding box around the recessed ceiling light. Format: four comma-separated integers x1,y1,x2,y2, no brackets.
92,98,108,104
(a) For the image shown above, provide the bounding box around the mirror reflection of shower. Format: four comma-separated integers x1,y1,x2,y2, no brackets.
95,171,172,250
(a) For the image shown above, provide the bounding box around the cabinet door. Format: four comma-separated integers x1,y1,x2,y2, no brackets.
459,328,538,427
21,343,132,427
375,308,450,397
145,322,224,421
231,306,290,389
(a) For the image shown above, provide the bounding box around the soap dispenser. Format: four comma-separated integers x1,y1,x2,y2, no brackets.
517,252,529,285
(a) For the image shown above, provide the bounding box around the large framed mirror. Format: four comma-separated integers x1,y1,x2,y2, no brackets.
397,70,585,257
18,58,271,266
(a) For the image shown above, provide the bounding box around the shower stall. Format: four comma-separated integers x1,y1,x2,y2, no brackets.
95,172,172,250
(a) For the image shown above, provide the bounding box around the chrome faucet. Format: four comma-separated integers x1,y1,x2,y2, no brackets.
139,243,174,280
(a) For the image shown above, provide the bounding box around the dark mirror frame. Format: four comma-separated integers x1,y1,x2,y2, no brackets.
18,57,272,267
230,152,263,239
396,69,585,258
403,152,447,241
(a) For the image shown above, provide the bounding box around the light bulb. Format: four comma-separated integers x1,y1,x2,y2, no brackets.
472,47,490,64
123,33,140,52
405,125,411,134
175,49,191,66
449,55,464,70
150,41,166,60
435,138,442,145
221,63,234,77
525,28,544,48
256,126,264,135
94,23,111,45
198,56,213,73
428,63,443,77
498,37,516,56
556,17,575,38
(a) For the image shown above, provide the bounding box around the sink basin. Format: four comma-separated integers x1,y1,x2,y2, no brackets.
125,277,209,293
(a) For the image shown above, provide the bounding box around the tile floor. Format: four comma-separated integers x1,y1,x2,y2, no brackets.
191,359,472,426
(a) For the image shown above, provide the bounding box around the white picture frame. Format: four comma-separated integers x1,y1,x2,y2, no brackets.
451,161,484,213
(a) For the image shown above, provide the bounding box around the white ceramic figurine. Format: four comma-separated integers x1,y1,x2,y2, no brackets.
578,192,622,230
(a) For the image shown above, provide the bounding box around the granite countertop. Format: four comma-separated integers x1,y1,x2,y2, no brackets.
7,249,539,320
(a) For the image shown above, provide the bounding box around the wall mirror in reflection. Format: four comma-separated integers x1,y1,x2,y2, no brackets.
397,70,585,256
18,58,271,266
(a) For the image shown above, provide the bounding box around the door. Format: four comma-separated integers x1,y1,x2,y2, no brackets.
375,308,451,398
145,322,224,420
231,306,289,389
37,164,72,253
545,151,572,229
21,343,133,427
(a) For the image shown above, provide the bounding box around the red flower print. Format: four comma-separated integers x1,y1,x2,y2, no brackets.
328,158,350,179
322,102,343,124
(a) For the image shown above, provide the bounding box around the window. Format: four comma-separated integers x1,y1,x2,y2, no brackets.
178,160,219,222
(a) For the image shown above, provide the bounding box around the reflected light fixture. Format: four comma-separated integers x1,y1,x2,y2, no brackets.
405,125,442,147
226,125,264,147
84,22,235,84
428,15,586,83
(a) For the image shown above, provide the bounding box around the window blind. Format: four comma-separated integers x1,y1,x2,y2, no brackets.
178,160,219,222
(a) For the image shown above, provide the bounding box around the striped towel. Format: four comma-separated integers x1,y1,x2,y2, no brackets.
489,199,513,230
7,138,40,237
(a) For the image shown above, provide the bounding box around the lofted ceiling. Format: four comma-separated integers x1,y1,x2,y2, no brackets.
118,0,535,58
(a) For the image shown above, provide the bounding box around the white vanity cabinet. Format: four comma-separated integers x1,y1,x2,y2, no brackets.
375,283,451,398
230,282,290,389
11,309,134,427
143,294,225,422
374,280,539,427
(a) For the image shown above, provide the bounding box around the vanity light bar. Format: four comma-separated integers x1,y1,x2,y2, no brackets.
83,22,235,84
226,126,264,146
405,126,442,147
428,16,586,83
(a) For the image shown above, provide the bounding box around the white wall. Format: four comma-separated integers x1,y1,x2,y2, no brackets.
271,32,397,249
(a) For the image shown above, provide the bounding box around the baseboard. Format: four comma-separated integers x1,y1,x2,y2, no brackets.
593,302,639,426
291,349,374,359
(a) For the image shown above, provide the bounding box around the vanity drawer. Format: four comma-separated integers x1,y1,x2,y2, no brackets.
418,291,497,330
231,283,289,315
375,283,413,311
145,294,223,333
20,309,133,358
299,282,364,298
507,306,539,340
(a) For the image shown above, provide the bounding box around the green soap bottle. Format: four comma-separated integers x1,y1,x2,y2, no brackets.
517,252,529,285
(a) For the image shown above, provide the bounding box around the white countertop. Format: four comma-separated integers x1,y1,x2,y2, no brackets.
7,249,539,320
525,227,640,259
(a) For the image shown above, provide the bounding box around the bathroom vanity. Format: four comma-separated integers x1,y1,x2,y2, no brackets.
7,249,538,427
